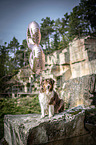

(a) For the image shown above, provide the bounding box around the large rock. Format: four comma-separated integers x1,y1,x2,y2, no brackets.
4,106,96,145
61,74,96,108
69,37,96,79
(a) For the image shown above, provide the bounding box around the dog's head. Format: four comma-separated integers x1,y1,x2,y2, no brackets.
40,78,55,93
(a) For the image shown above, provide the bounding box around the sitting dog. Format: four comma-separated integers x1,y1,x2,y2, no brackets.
38,78,64,118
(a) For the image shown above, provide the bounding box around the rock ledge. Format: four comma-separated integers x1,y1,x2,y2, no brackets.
4,106,96,145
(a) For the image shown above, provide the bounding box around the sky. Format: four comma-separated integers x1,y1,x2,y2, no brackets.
0,0,80,45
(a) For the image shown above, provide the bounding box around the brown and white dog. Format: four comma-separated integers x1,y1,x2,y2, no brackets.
38,78,64,118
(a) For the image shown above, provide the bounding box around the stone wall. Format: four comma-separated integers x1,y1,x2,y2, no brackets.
45,48,70,66
44,37,96,82
7,66,41,97
69,37,96,79
44,47,70,80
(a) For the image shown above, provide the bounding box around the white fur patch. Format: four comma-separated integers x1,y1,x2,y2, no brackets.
38,91,54,118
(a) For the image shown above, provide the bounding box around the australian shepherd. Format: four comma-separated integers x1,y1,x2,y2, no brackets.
38,78,64,118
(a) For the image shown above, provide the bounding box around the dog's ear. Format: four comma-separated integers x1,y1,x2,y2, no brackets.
40,80,44,92
50,78,55,85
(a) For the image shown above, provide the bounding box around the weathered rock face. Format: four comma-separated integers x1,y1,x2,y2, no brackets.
4,106,96,145
69,37,96,79
61,74,96,109
44,37,96,80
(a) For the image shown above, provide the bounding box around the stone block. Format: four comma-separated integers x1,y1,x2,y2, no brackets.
4,106,96,145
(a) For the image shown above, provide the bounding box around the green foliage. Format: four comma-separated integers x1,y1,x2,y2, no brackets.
80,0,96,33
27,28,31,39
40,17,55,51
0,45,9,77
0,37,29,94
8,37,19,54
40,0,96,53
69,0,96,38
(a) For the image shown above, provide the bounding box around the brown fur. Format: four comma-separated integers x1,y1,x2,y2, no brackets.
49,91,64,113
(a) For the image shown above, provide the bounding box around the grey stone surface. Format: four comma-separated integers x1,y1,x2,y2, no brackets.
61,74,96,108
4,106,96,145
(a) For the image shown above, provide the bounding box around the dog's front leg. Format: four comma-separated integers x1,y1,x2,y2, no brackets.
49,105,54,118
57,100,64,113
41,105,45,118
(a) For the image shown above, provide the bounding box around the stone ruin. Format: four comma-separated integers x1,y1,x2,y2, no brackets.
3,36,96,145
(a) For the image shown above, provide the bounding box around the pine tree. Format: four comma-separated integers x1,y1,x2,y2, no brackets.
40,17,54,52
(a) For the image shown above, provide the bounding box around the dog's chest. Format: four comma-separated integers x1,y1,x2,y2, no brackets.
39,91,53,105
39,93,48,105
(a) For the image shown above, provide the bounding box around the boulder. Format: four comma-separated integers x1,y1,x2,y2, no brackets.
61,74,96,108
4,106,96,145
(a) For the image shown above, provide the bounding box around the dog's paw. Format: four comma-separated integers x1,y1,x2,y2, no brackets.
41,115,45,118
49,114,53,118
56,110,59,114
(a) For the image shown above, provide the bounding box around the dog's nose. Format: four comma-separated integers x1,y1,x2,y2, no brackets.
41,87,43,90
48,85,50,89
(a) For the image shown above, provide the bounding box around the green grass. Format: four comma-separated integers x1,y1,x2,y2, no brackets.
0,96,41,140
